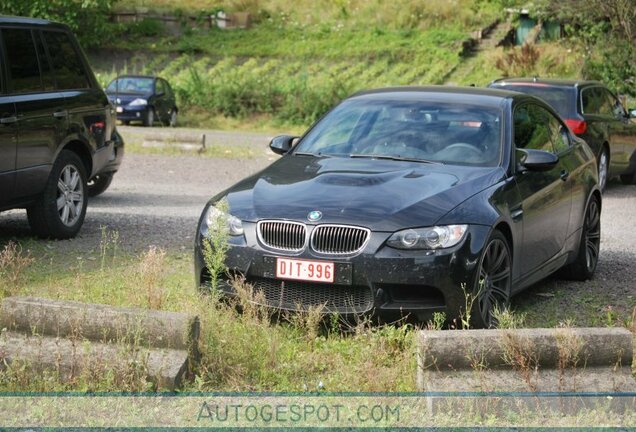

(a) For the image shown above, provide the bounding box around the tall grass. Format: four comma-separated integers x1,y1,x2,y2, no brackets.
0,234,416,392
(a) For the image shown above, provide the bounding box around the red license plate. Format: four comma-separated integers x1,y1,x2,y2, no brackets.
276,257,334,283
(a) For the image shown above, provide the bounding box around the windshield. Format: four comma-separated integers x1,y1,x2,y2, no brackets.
294,99,503,167
106,77,154,94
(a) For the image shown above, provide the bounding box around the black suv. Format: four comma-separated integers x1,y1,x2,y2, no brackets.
0,16,124,238
489,78,636,190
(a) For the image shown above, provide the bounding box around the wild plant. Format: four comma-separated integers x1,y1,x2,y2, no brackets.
491,305,526,330
555,324,584,390
459,282,481,330
138,246,167,310
0,241,34,298
425,312,447,331
499,332,539,391
99,226,120,271
202,200,230,292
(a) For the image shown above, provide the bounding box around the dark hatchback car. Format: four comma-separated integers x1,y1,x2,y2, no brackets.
489,78,636,190
105,75,178,127
0,16,124,238
195,87,601,327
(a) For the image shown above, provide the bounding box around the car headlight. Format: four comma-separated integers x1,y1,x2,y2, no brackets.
387,225,468,250
205,206,244,236
128,98,147,106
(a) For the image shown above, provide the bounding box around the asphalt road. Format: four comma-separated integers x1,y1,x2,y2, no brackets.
0,126,634,325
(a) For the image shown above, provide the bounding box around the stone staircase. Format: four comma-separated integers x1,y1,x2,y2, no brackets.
444,19,514,86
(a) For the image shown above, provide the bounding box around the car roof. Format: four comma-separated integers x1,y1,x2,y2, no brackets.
0,15,69,31
114,75,159,80
348,86,523,108
490,77,604,88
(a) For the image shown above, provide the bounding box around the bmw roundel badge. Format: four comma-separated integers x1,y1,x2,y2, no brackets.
307,210,322,222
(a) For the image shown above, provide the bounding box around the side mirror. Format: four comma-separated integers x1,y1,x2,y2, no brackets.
269,135,297,155
517,149,559,172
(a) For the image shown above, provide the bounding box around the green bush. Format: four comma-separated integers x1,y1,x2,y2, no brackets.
127,18,165,37
0,0,114,48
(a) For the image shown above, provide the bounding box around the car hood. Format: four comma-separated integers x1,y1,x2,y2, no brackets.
223,155,505,232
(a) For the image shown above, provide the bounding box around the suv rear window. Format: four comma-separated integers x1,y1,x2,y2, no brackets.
2,28,42,94
493,84,576,118
43,31,90,90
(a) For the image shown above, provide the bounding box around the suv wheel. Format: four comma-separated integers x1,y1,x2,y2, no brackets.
27,150,88,239
87,172,114,197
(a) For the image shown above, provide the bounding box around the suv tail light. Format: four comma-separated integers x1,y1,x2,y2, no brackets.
565,119,587,135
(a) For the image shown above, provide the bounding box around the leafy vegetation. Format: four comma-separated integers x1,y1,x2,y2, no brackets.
534,0,636,95
94,24,471,125
0,0,114,48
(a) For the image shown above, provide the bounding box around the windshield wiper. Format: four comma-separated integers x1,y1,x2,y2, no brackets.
293,152,318,156
349,154,442,164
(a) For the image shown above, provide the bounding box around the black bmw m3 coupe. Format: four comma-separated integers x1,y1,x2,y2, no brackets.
195,87,601,327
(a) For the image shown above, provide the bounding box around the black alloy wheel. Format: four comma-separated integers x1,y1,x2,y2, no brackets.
560,195,601,280
473,230,512,328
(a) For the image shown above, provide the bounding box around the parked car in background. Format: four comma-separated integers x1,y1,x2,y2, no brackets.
489,78,636,190
195,87,601,328
105,75,178,127
0,16,124,238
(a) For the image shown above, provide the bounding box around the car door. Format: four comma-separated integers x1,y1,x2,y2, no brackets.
154,78,169,122
0,31,18,205
2,27,68,198
580,86,624,172
42,29,112,179
164,79,176,112
601,88,636,176
513,102,573,276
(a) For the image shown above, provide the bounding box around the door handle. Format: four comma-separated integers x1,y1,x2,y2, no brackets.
53,110,68,119
0,116,18,125
560,170,569,181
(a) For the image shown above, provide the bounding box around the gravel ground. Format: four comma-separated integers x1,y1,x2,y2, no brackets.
0,127,274,254
0,126,634,325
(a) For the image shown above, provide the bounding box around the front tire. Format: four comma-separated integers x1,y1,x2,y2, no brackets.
87,173,114,197
168,108,177,127
143,108,155,127
560,195,601,280
27,150,88,239
470,230,512,329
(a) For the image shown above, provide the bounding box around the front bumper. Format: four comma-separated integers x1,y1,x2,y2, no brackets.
96,129,125,176
194,220,491,322
115,105,148,122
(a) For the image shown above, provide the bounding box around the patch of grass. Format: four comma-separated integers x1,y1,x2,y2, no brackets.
0,233,415,392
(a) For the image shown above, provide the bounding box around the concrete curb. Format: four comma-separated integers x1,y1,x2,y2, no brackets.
0,297,200,389
142,131,205,152
417,327,635,393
